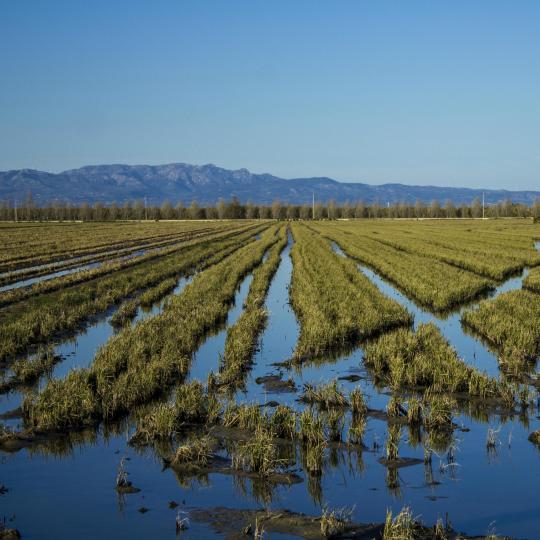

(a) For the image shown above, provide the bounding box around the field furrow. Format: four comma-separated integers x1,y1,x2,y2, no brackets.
23,225,282,430
289,223,412,359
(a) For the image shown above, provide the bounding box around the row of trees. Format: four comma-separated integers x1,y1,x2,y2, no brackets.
1,194,540,221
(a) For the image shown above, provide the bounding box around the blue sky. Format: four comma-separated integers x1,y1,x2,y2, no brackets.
1,1,539,189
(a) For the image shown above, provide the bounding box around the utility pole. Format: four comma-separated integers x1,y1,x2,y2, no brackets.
14,200,18,222
144,196,148,221
482,192,485,220
312,192,315,220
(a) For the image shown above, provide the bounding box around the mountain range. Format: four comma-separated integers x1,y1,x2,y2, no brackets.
1,163,539,206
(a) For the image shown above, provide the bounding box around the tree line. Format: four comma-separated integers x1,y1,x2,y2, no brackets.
1,193,540,221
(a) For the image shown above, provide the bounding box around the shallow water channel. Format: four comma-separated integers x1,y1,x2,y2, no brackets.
331,242,531,377
0,242,167,293
0,275,194,427
2,236,540,539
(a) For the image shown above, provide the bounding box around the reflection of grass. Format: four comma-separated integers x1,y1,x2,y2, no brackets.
350,387,367,417
386,396,406,418
301,440,326,476
325,410,344,442
348,416,366,446
407,397,422,425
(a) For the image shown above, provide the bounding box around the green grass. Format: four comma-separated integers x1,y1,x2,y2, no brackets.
300,380,349,409
0,223,260,308
364,323,514,405
24,226,281,431
312,223,496,312
218,224,288,391
0,224,266,362
524,266,540,293
11,347,59,384
289,223,412,359
462,289,540,372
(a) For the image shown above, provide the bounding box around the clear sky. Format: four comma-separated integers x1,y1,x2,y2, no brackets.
1,1,539,189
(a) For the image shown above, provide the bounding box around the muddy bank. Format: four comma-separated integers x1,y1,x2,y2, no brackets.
189,506,506,540
255,374,297,393
189,506,383,539
0,528,20,539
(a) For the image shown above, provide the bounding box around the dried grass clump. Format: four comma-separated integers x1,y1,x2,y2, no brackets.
301,380,348,409
232,428,286,477
172,436,214,467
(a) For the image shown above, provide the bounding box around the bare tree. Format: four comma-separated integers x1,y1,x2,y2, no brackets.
216,198,227,219
327,199,337,219
122,201,131,220
533,197,540,219
188,200,200,219
471,197,482,218
299,204,311,220
354,200,365,219
271,199,282,220
133,200,145,220
161,200,174,219
429,200,441,218
175,200,185,219
245,200,257,219
444,199,456,218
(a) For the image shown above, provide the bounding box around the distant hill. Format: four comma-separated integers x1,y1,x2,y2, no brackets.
1,163,539,206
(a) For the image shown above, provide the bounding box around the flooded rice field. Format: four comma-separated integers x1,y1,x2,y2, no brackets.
1,220,540,539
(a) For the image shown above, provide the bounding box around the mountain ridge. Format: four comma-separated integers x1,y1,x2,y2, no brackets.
1,163,539,206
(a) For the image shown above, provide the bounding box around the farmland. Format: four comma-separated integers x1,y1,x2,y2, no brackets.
1,218,540,539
